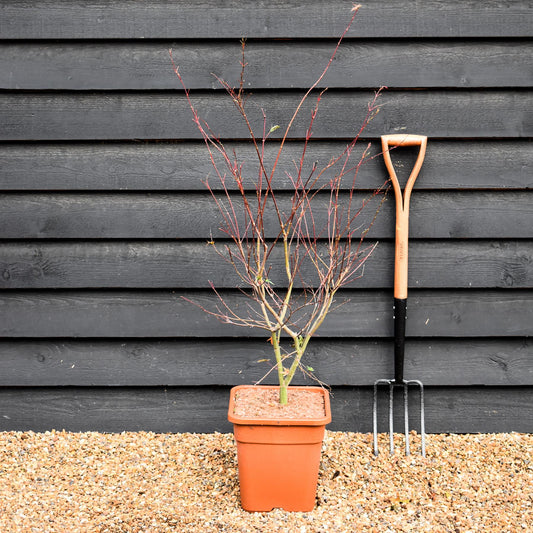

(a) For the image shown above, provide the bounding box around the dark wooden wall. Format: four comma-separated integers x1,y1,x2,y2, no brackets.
0,0,532,433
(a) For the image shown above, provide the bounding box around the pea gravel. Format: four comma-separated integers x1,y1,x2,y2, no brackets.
0,430,531,532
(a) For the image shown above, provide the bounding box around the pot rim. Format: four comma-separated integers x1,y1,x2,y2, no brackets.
227,384,332,426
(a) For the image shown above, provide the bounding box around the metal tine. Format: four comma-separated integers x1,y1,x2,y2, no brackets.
373,378,390,456
389,382,394,454
372,382,378,455
404,382,410,455
409,379,426,457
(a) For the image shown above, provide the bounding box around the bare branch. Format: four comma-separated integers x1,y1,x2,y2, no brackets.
172,7,386,403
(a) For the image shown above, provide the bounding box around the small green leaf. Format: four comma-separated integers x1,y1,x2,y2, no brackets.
306,366,315,372
269,125,280,134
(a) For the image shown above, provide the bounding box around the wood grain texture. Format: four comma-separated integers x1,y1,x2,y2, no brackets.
1,141,531,191
1,0,532,434
0,386,531,433
0,290,531,338
2,41,531,90
0,91,530,141
1,191,531,239
0,338,529,387
1,0,531,39
1,241,532,289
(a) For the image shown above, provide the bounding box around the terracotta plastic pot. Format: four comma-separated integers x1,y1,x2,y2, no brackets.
228,385,332,512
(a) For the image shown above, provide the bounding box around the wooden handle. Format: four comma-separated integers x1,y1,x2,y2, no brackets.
381,134,427,147
381,134,427,299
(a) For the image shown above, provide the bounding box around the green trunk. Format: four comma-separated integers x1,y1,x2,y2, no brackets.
279,383,288,405
271,333,289,405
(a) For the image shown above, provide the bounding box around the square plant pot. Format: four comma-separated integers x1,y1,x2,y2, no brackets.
228,385,331,512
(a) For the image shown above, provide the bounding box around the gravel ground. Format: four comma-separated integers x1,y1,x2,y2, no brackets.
0,430,531,532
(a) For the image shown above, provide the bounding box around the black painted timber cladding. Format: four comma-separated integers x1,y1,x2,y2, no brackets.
0,0,532,433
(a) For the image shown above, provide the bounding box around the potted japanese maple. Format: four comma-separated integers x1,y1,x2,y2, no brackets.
171,5,385,512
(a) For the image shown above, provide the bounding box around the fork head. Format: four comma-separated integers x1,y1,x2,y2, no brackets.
372,379,425,457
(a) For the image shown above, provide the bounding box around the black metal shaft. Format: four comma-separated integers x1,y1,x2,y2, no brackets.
393,298,407,383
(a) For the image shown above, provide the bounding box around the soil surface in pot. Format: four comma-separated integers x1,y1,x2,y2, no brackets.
232,387,326,419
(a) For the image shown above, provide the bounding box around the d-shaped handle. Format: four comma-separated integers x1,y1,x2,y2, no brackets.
381,134,427,299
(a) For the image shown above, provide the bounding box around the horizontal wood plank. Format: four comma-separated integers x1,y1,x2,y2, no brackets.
0,338,530,387
2,41,531,90
0,140,532,191
1,191,531,239
1,241,532,289
0,91,530,141
0,290,531,338
0,386,531,433
1,0,531,39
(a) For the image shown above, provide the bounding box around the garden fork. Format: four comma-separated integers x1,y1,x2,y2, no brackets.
372,134,427,457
